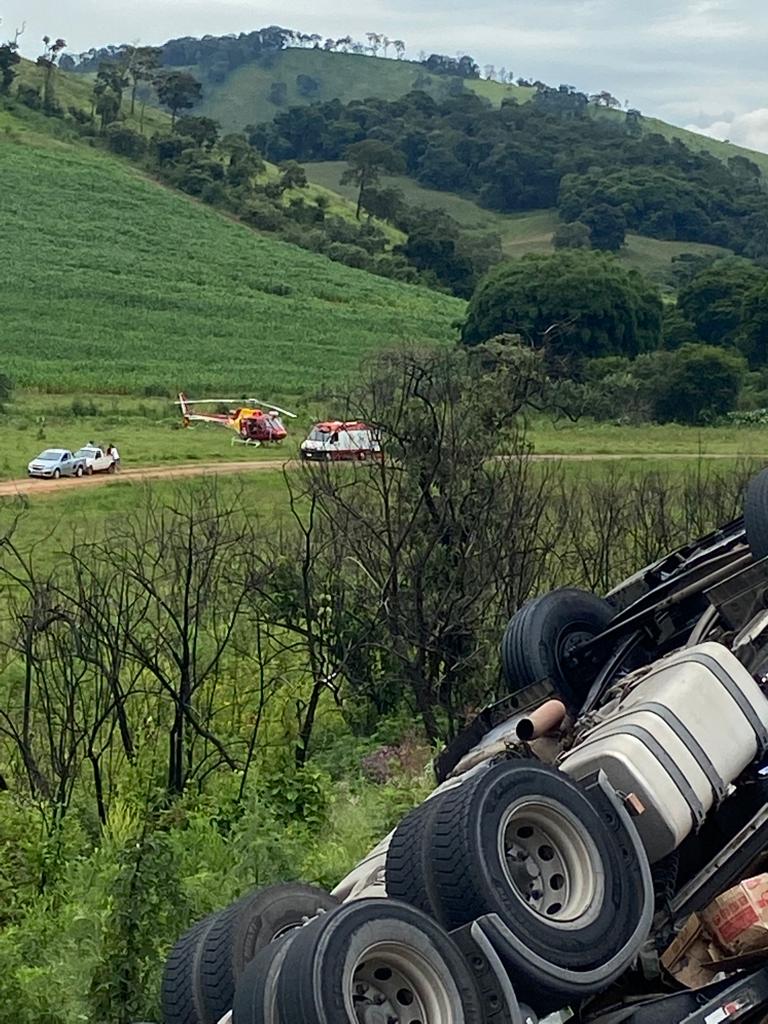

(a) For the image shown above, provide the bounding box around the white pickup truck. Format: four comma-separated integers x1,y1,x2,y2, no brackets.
74,445,116,475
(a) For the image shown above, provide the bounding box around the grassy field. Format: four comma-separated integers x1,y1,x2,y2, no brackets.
2,390,767,483
306,162,731,286
195,49,534,131
1,115,463,398
527,418,768,457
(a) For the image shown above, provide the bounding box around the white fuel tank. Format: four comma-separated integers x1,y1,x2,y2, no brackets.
560,642,768,863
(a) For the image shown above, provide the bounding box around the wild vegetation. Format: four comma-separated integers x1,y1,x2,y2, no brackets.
0,347,760,1022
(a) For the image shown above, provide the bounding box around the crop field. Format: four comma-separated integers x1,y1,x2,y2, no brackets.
307,162,731,286
1,123,463,398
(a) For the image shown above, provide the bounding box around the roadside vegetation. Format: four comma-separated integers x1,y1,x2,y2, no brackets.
0,348,760,1023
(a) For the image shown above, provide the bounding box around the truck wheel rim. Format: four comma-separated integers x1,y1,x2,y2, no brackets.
346,941,455,1023
498,796,604,927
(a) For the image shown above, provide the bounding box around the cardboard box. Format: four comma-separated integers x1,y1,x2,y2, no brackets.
661,913,724,989
702,875,768,956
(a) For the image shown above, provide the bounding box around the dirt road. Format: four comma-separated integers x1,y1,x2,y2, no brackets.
2,452,764,501
0,460,293,498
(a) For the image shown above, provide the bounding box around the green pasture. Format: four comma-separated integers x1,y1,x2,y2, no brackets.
1,125,463,398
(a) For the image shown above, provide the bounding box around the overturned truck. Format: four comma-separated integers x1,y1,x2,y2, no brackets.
161,467,768,1024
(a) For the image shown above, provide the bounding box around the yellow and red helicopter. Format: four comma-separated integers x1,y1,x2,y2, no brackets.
176,393,297,444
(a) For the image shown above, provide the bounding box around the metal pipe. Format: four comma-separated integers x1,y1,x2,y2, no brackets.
516,699,567,742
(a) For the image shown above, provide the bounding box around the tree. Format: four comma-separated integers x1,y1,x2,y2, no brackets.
154,70,202,129
653,344,744,424
366,32,382,56
581,204,626,252
340,140,406,219
461,251,663,360
0,25,22,94
93,62,128,130
296,73,319,97
360,185,405,223
740,281,768,368
394,40,406,60
278,159,308,191
268,81,287,106
552,221,591,250
175,115,220,149
121,45,161,117
678,258,768,348
37,35,66,110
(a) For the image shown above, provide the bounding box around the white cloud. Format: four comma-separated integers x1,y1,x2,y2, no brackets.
687,108,768,153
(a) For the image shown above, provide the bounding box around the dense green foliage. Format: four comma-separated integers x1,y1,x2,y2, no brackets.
677,258,768,355
461,252,663,358
653,344,746,425
0,129,461,394
252,90,768,258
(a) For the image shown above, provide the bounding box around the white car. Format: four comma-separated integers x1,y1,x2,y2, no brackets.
74,446,116,475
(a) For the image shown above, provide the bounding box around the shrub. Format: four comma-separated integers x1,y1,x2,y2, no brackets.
653,343,745,424
105,125,148,160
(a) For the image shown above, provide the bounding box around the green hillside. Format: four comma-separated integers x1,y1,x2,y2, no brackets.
188,47,768,180
1,111,462,398
307,161,731,287
196,48,534,131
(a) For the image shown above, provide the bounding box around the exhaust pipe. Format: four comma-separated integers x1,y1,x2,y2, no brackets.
516,699,567,742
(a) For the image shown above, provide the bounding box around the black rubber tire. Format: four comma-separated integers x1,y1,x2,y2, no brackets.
745,468,768,560
276,898,485,1024
197,882,338,1024
53,468,61,479
162,913,220,1024
501,587,615,707
385,792,448,915
76,465,83,477
232,933,296,1024
388,760,645,974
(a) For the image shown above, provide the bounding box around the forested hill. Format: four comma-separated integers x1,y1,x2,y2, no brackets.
252,90,768,262
65,27,768,178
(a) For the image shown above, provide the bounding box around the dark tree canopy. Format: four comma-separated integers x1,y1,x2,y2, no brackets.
581,204,626,252
677,258,768,349
552,222,591,250
461,251,663,359
653,344,744,424
739,281,768,368
154,70,202,127
251,90,768,259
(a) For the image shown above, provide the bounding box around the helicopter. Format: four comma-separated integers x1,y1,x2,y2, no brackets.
176,393,297,445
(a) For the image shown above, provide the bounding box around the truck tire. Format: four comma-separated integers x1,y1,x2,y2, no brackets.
745,468,768,560
232,934,295,1024
162,883,337,1024
276,899,485,1024
501,588,615,707
385,792,447,915
162,913,220,1024
387,760,646,974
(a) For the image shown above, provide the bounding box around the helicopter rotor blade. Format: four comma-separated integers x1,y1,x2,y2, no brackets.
174,398,239,406
242,400,298,418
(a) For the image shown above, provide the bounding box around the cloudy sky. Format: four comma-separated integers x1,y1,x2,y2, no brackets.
5,0,767,150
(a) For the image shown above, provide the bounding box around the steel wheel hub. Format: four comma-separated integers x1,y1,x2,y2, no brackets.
348,942,454,1024
499,796,603,927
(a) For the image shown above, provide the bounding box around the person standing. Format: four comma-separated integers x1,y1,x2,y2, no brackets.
109,443,120,471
